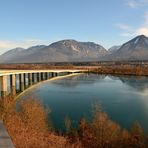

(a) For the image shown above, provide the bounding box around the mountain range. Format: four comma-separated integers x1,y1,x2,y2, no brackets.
108,45,121,53
0,35,148,63
106,35,148,61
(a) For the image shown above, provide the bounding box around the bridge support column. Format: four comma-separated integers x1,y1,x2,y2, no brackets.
48,72,51,78
55,73,58,77
0,76,7,99
32,73,35,84
68,72,72,74
24,73,27,88
28,73,32,86
10,74,16,97
45,72,48,80
19,74,24,92
37,73,41,82
51,72,54,77
41,73,44,81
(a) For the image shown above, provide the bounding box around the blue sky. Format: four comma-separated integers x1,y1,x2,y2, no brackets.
0,0,148,54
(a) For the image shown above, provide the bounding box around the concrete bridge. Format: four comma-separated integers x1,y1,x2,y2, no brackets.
0,69,86,99
0,69,86,147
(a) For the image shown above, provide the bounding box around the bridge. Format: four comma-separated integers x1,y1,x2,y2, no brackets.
0,69,86,99
0,69,86,147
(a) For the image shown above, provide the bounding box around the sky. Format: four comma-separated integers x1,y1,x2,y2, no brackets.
0,0,148,54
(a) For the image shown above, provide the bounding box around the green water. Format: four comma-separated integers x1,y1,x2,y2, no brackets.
19,74,148,133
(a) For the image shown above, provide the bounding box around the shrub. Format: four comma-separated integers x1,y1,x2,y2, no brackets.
3,97,66,148
67,104,148,148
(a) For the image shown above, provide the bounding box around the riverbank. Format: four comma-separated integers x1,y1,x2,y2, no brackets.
3,97,148,148
86,65,148,76
1,73,148,147
0,62,148,76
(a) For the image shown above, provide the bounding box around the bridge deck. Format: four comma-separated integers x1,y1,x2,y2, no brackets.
0,69,86,76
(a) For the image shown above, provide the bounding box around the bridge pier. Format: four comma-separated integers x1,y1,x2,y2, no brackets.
55,72,58,77
28,73,32,86
45,72,48,80
41,73,44,81
24,73,27,88
0,76,7,99
32,73,35,84
48,72,52,78
10,74,16,97
37,73,41,82
51,72,54,77
68,72,73,75
19,74,24,92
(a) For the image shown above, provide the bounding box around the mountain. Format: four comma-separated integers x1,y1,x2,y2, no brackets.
0,40,108,63
106,35,148,61
0,47,25,63
2,47,25,57
47,40,108,61
27,45,47,53
1,35,148,63
108,45,121,53
0,45,46,63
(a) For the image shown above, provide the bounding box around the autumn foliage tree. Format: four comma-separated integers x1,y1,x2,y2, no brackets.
1,97,148,148
3,97,66,148
67,105,148,148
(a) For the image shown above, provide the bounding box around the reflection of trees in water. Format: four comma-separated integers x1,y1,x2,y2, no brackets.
52,74,106,87
109,75,148,92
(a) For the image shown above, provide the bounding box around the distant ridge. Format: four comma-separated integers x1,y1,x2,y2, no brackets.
106,35,148,61
0,35,148,63
108,45,121,53
0,40,108,63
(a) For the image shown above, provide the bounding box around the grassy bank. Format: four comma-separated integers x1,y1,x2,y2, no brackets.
87,65,148,76
0,63,148,76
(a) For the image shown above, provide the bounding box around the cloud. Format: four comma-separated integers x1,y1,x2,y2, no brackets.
136,12,148,35
116,23,135,37
136,27,148,35
127,0,140,8
0,39,49,55
127,0,148,8
116,24,133,31
117,12,148,37
144,12,148,24
120,32,135,37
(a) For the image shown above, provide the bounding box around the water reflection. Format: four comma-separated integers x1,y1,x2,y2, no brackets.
119,76,148,91
0,73,147,133
108,75,148,98
51,74,106,87
52,74,148,93
17,74,148,133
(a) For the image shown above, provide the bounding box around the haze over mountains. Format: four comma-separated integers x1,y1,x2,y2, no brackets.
0,35,148,63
